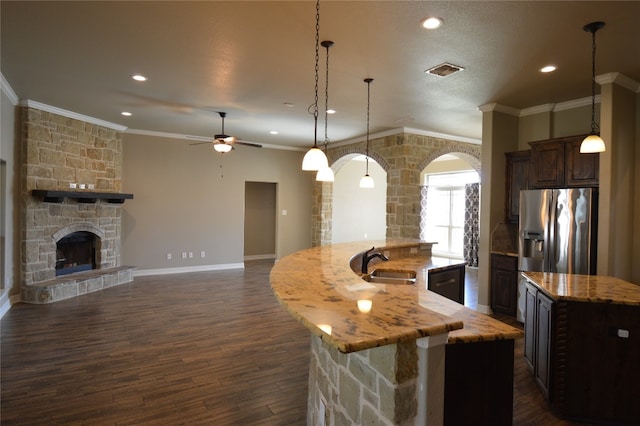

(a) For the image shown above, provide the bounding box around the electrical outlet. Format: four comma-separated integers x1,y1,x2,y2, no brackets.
166,253,172,260
188,252,193,259
181,252,187,259
200,251,206,258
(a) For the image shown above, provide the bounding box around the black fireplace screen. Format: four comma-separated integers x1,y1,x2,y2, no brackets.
55,231,97,276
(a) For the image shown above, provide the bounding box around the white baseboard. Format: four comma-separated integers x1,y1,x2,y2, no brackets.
243,254,276,261
133,263,245,277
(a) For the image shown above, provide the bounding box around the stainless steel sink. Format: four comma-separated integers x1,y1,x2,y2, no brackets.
363,268,417,285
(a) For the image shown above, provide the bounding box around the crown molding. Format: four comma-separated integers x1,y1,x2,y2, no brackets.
332,127,481,148
596,72,640,92
478,103,521,116
0,73,19,105
20,100,127,131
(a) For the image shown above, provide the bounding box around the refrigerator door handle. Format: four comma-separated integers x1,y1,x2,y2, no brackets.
545,190,556,272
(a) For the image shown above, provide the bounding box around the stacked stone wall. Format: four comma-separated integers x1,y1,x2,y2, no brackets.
312,132,481,246
308,334,418,425
20,107,125,287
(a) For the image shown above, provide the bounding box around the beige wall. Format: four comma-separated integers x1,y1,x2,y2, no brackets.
121,133,313,272
332,158,386,243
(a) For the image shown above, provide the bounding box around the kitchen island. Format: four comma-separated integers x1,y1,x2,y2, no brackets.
270,240,522,425
521,272,640,424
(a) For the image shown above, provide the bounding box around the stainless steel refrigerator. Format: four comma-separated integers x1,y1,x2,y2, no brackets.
516,188,598,320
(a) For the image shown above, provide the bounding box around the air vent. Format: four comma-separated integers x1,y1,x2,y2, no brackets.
425,62,464,77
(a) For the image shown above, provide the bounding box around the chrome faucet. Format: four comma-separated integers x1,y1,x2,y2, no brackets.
361,247,389,274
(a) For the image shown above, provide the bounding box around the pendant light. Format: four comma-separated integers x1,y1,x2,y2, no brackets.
580,21,606,153
359,78,375,189
302,0,329,171
316,40,335,182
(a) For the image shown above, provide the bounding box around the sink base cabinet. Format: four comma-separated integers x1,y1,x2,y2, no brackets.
523,279,640,424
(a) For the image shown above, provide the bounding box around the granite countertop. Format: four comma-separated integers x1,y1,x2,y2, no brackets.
522,272,640,305
270,239,522,353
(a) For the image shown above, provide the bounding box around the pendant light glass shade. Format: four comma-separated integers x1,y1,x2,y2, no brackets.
302,147,328,171
316,165,335,181
359,172,374,188
580,21,606,154
580,134,606,153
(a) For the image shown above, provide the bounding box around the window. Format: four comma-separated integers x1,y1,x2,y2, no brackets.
422,171,478,258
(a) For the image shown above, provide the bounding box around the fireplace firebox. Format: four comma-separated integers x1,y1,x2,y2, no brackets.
55,231,97,276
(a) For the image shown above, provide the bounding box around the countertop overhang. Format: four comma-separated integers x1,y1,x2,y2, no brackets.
270,239,522,353
521,271,640,305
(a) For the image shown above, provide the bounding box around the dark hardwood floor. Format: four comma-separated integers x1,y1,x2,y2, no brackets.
2,261,589,425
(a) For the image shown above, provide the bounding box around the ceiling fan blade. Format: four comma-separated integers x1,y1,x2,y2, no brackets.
235,141,262,148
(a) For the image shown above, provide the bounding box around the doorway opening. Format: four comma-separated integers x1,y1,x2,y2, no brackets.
244,182,276,260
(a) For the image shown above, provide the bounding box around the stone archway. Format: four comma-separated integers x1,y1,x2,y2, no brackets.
312,132,481,246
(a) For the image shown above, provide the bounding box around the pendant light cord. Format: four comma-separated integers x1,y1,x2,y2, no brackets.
365,78,372,174
323,41,331,150
590,28,598,134
312,0,320,149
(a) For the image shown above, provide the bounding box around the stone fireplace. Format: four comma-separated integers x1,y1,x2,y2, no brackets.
20,106,134,303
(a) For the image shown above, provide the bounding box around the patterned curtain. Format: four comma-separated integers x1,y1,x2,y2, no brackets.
464,183,480,267
419,185,428,241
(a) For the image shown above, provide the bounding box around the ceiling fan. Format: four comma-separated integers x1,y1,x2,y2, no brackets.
189,111,262,153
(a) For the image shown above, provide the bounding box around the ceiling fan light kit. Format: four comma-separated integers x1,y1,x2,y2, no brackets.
580,21,606,154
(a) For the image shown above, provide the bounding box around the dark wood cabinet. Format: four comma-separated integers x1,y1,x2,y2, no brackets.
534,290,553,400
523,281,537,372
523,277,640,424
523,280,554,401
505,150,530,223
529,139,565,188
529,134,599,189
565,137,600,186
428,264,465,304
490,254,518,316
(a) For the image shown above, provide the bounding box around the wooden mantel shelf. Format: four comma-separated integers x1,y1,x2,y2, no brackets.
32,190,134,204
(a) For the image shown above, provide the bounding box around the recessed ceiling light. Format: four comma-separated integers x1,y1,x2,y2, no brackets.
270,130,279,135
540,65,557,73
132,74,147,82
421,17,443,30
327,109,336,114
121,111,132,116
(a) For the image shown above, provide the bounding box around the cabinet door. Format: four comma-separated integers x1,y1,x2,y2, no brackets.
490,254,518,316
505,151,530,223
428,266,465,304
523,282,537,372
529,140,565,188
535,291,554,400
565,137,599,187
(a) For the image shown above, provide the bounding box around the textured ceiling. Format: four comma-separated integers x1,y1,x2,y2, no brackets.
2,1,639,149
